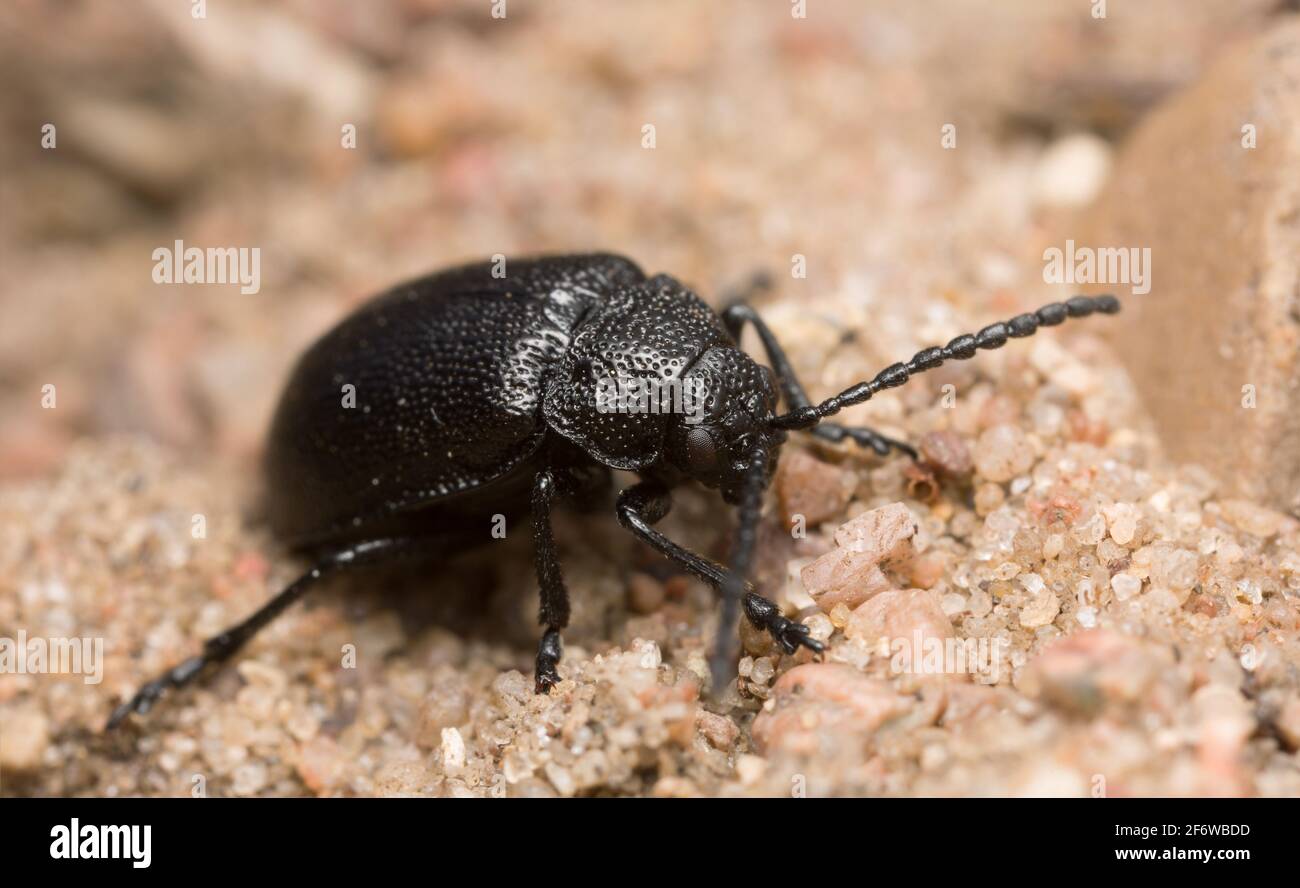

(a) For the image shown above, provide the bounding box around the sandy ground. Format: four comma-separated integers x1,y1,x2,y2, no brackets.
2,1,1299,796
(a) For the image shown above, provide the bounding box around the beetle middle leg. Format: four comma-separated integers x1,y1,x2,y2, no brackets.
615,481,822,685
721,301,918,459
106,536,414,730
531,468,571,693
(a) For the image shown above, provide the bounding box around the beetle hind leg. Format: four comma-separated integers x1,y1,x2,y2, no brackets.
105,536,412,731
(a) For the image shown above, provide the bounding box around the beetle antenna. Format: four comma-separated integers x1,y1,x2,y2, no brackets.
769,294,1120,430
711,443,769,693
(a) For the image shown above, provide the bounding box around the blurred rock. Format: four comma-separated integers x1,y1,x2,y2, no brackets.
1082,20,1300,514
844,587,955,652
0,706,49,772
751,664,911,756
774,448,856,527
1018,630,1171,717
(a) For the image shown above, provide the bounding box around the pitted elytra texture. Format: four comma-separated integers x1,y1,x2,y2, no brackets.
107,253,1119,730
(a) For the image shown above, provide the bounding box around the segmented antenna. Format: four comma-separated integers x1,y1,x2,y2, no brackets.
712,444,769,693
769,294,1120,430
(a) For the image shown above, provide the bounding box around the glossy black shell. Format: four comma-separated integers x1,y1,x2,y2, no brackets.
263,253,647,548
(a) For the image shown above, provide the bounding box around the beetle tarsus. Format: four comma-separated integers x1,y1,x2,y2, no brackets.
743,592,823,656
811,422,918,460
105,654,207,731
534,628,563,694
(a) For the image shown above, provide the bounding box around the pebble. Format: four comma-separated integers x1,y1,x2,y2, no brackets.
845,587,955,651
1019,630,1167,716
232,761,268,796
0,707,48,771
696,711,739,749
416,677,471,747
1042,533,1065,560
440,727,467,770
545,761,577,798
941,592,967,616
800,548,895,611
919,430,972,477
750,657,776,685
974,482,1005,516
1218,499,1287,538
1031,132,1113,209
734,754,766,785
775,448,856,526
1111,572,1142,601
295,736,346,795
1103,503,1140,546
802,502,918,611
833,501,918,558
1150,547,1198,596
751,664,912,755
1019,590,1060,628
237,659,288,693
1072,512,1107,546
973,424,1035,483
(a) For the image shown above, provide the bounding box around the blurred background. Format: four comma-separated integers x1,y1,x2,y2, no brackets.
0,0,1280,480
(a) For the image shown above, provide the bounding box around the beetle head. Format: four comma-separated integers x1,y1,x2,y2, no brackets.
666,345,786,504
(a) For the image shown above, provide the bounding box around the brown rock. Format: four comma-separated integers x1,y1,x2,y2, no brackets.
696,711,739,750
800,548,895,612
295,736,348,796
1019,630,1170,717
1082,21,1300,513
919,430,972,478
800,502,917,611
774,448,856,527
833,501,918,557
751,664,911,755
844,587,956,653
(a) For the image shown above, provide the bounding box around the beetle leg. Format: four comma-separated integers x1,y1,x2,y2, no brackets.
105,537,410,731
806,422,917,458
532,469,570,693
615,482,822,689
721,301,918,459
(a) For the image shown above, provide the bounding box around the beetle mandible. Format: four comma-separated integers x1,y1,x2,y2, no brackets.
107,253,1119,728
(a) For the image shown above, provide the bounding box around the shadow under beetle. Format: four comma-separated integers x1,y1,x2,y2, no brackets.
107,253,1119,729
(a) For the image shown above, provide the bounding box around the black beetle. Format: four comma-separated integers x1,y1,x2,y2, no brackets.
107,253,1119,728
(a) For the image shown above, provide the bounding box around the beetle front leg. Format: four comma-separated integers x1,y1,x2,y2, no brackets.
721,301,918,459
615,482,822,683
531,469,571,693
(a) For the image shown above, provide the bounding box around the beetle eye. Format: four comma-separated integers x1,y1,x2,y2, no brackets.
684,427,719,474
